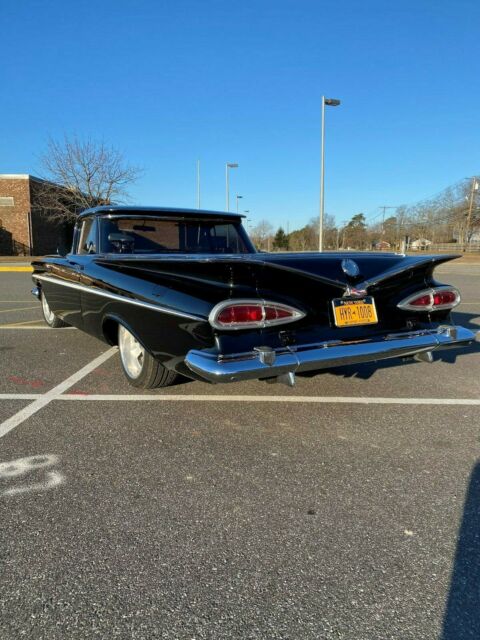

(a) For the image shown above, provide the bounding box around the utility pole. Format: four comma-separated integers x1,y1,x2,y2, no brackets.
465,177,479,248
380,206,396,235
379,205,397,248
340,219,349,250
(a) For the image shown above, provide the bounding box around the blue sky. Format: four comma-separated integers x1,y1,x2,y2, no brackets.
1,0,479,231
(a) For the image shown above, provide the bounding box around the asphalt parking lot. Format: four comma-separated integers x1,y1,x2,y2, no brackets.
1,264,479,639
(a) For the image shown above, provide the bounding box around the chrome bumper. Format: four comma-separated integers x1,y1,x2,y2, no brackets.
185,325,478,384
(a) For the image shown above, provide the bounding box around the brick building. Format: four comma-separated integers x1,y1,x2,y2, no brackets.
0,174,74,256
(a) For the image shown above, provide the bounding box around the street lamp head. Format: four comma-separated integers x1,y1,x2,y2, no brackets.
227,163,239,168
324,98,341,106
236,195,243,199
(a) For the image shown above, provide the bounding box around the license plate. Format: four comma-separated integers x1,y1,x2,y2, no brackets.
332,296,378,327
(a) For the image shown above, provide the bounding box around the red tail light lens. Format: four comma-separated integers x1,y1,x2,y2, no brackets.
217,305,264,324
410,294,432,307
398,287,460,312
209,300,305,330
433,290,457,306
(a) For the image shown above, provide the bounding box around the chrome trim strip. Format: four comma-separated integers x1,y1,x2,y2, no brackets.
185,325,477,383
33,274,206,321
208,298,305,330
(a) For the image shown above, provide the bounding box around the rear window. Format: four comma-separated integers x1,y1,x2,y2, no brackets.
99,217,250,254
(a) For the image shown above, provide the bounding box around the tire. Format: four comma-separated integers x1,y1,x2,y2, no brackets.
118,324,177,389
41,292,68,328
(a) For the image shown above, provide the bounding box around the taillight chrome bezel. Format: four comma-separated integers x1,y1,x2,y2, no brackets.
208,299,305,330
397,286,461,312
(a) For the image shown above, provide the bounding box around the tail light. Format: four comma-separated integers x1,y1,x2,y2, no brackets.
209,299,305,330
398,286,460,312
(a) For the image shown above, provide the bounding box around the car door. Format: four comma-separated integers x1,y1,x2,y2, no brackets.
43,217,98,329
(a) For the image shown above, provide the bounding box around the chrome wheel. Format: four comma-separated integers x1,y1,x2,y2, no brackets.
118,325,145,379
41,294,56,325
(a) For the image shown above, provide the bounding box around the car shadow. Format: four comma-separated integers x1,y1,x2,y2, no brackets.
297,311,479,381
441,461,480,639
451,310,480,332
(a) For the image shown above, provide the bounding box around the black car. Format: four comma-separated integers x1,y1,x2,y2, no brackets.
31,206,477,388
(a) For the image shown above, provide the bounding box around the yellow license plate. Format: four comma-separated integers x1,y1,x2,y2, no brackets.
332,297,378,327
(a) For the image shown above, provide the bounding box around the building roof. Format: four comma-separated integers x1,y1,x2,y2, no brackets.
410,238,432,246
78,205,245,220
0,174,45,183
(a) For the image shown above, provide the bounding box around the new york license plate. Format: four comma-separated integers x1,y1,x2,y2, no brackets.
332,296,378,327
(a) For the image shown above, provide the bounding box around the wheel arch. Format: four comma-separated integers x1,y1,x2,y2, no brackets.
102,314,150,354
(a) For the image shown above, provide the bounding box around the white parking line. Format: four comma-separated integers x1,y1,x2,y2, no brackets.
0,392,479,405
0,394,40,400
0,325,75,330
0,305,39,314
0,348,117,439
58,394,480,405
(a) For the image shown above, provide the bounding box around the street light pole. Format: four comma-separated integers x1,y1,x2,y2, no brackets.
225,163,239,211
196,159,201,209
319,96,341,252
236,194,243,213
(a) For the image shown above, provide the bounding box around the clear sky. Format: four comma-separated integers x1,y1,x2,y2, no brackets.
1,0,479,231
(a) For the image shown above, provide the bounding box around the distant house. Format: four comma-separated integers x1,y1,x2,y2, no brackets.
0,175,74,256
410,238,432,251
373,240,391,250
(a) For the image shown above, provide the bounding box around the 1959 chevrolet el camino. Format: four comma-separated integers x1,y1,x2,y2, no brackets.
31,206,478,388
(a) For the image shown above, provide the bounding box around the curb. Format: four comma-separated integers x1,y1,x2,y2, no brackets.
0,267,33,272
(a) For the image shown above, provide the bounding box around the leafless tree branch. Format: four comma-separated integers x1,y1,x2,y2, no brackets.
36,136,142,222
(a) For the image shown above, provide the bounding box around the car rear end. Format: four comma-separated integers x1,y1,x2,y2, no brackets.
184,252,478,385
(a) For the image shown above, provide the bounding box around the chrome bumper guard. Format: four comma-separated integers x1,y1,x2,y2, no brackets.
185,325,478,384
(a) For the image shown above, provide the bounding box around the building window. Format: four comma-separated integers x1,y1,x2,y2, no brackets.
0,197,14,207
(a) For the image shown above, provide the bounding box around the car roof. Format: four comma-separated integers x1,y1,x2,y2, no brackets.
77,206,244,220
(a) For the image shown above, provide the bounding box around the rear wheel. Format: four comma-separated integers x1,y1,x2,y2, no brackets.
118,324,177,389
41,292,68,328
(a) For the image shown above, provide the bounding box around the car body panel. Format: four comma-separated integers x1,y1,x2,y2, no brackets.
32,206,477,384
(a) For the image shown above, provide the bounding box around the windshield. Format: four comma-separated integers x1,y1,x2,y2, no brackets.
99,216,252,254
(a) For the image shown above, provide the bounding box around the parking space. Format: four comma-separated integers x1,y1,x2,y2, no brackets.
0,273,44,328
0,265,479,639
0,400,32,423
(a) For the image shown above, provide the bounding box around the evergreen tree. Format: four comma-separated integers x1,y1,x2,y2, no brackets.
273,227,289,250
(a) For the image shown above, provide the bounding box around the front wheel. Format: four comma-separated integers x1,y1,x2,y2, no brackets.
118,325,177,389
41,292,68,328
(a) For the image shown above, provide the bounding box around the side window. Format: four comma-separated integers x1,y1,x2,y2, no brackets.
77,219,97,254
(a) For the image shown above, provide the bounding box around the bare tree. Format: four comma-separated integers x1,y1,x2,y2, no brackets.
390,178,478,247
250,219,274,251
36,136,142,221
